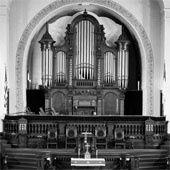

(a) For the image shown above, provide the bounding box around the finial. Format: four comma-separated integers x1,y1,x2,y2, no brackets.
45,23,49,32
83,9,88,16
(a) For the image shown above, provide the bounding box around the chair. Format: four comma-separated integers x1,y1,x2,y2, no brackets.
47,128,58,148
39,107,46,115
51,107,59,116
95,126,107,149
66,126,77,148
114,128,126,149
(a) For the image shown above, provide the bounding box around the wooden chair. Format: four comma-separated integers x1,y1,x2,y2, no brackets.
95,126,107,149
47,128,58,148
66,126,77,149
39,107,46,115
114,128,126,149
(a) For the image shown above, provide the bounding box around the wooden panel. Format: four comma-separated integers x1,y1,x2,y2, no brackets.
104,93,118,115
52,92,66,114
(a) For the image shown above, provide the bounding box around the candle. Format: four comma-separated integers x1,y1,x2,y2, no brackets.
78,148,80,158
96,150,98,158
137,81,140,90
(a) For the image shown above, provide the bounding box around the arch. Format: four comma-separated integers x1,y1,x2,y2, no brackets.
15,0,153,116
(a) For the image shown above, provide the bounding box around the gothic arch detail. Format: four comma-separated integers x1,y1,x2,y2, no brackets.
15,0,153,115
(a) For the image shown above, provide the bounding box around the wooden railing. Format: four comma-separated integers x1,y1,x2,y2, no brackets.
3,115,168,149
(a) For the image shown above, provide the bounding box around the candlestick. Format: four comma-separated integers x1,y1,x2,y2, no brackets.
96,149,98,158
137,81,140,90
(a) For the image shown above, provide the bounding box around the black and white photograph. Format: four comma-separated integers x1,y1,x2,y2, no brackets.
0,0,170,169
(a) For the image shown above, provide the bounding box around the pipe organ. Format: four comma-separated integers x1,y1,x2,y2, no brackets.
39,11,131,115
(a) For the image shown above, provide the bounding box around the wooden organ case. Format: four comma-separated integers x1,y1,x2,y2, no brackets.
39,10,130,116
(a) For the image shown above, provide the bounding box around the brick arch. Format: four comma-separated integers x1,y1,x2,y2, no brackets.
16,0,153,115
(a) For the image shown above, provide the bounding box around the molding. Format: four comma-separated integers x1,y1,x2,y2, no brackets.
15,0,154,115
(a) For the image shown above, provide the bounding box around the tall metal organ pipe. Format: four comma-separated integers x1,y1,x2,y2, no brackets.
104,52,116,84
75,20,95,80
117,41,130,89
39,24,55,88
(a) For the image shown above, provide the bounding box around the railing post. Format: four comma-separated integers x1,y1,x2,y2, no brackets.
37,153,44,170
131,155,139,170
2,154,8,170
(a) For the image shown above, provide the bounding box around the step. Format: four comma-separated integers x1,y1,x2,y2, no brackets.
138,165,167,170
7,155,39,161
2,143,11,148
0,135,5,140
139,157,167,162
6,154,39,160
161,145,170,149
164,141,170,145
0,139,8,144
139,159,167,166
7,159,37,166
8,164,37,170
5,149,44,155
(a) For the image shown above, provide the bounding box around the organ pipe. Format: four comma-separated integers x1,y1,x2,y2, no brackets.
55,51,66,84
116,28,130,89
104,52,116,84
75,20,95,80
39,24,55,88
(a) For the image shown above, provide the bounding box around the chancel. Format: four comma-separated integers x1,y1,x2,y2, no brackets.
0,0,170,170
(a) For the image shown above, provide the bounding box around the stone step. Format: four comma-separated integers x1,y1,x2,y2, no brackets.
0,139,8,144
0,135,5,140
2,143,11,148
138,165,167,170
6,152,39,159
8,164,37,170
139,158,167,165
4,148,50,170
8,159,37,166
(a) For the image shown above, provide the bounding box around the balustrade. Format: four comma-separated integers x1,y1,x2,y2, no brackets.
3,115,167,149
